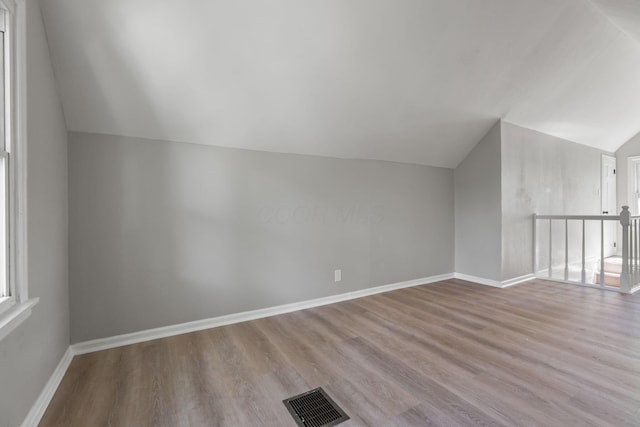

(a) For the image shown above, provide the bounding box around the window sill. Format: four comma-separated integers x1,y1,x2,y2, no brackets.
0,297,38,342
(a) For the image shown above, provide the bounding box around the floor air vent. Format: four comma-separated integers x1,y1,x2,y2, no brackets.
283,387,350,427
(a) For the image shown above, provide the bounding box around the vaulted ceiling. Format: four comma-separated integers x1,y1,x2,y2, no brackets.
591,0,640,43
40,0,640,168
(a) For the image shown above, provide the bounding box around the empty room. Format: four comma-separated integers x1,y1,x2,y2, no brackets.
1,0,640,426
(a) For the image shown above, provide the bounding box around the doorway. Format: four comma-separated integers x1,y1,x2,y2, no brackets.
601,154,617,256
627,156,640,216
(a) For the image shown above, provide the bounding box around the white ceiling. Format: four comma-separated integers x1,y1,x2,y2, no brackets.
590,0,640,43
40,0,640,168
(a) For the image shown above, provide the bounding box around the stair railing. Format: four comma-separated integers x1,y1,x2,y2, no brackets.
620,206,640,292
534,206,639,294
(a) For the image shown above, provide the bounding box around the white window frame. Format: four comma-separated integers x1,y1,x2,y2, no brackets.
0,0,37,342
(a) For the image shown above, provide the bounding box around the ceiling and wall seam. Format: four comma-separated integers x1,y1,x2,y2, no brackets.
39,0,640,168
585,0,640,47
36,0,69,129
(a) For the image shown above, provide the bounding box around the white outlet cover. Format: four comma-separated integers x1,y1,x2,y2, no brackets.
334,270,341,282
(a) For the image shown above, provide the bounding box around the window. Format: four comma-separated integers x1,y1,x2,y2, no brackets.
0,6,8,301
0,0,35,341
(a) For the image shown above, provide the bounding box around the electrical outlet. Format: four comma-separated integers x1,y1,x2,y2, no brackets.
334,269,342,282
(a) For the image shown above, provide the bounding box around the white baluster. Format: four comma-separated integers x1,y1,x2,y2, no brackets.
600,219,605,287
620,206,631,292
633,220,636,285
548,219,552,279
533,214,538,277
632,218,640,286
631,219,640,287
581,220,586,284
633,220,637,283
630,220,634,283
564,219,569,281
632,220,635,284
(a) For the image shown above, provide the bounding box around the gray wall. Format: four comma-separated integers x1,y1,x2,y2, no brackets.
0,1,69,427
454,122,502,281
501,122,604,281
69,132,454,342
615,131,640,212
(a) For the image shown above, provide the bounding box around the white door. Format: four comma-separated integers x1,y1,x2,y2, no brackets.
601,155,617,256
628,157,640,215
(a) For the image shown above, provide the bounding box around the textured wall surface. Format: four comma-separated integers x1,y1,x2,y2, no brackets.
501,122,606,281
454,121,502,281
69,132,454,342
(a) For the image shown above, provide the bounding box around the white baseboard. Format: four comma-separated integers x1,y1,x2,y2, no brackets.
71,272,455,355
20,347,74,427
501,274,536,287
454,273,502,287
454,272,535,288
20,270,541,427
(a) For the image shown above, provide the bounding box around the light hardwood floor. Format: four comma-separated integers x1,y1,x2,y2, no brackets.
40,279,640,426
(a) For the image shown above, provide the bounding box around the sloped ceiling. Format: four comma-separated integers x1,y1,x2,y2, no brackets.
590,0,640,43
40,0,640,168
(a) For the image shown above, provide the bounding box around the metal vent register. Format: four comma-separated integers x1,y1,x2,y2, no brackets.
282,387,350,427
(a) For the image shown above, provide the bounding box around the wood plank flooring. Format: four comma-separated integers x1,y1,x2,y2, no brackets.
40,279,640,426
